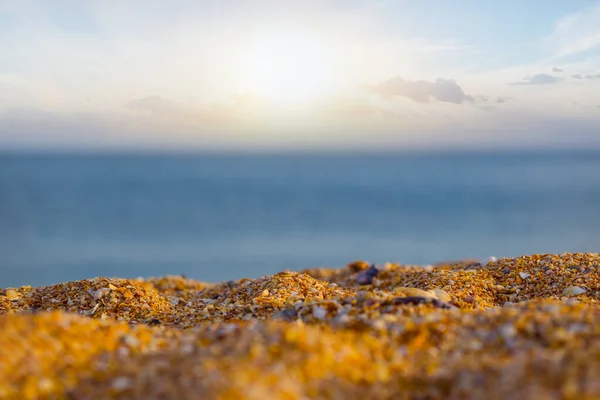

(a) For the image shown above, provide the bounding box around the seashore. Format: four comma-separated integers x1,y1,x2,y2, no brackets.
1,253,600,399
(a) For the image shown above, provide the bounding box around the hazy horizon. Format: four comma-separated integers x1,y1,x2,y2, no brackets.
2,1,600,151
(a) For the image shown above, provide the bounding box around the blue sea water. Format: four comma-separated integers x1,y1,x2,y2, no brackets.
1,151,600,288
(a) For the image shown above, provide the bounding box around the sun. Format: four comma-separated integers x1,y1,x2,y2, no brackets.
239,31,335,106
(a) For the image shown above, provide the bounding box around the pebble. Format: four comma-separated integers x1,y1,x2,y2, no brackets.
430,289,452,303
397,288,437,298
481,256,498,265
371,318,388,331
93,288,111,301
562,286,586,296
37,377,54,390
356,264,379,285
312,306,327,320
274,309,298,321
111,377,133,391
4,289,20,300
392,296,456,309
498,324,516,340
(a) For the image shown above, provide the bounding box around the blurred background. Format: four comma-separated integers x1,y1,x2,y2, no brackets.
2,151,600,287
2,1,600,286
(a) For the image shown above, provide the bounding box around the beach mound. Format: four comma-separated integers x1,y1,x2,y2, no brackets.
2,252,600,399
2,278,173,324
304,253,600,309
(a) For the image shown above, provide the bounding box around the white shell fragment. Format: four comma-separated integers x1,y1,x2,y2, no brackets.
111,377,133,391
481,256,498,265
312,306,327,320
562,286,586,296
499,324,516,340
93,288,111,301
430,289,452,303
518,272,531,279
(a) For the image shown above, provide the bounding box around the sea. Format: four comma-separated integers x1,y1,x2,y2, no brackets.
1,151,600,288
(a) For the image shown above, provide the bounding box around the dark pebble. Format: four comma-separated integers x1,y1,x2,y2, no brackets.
356,264,379,285
466,263,482,270
391,296,456,309
364,299,378,308
274,308,298,321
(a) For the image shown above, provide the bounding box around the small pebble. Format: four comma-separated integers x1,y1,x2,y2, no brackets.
356,264,379,285
392,296,455,309
430,289,452,303
481,256,498,265
498,324,516,340
93,288,110,301
562,286,586,296
4,289,20,301
111,377,133,391
398,288,437,298
463,296,476,304
312,306,327,320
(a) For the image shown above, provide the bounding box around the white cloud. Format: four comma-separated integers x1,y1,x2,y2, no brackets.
509,73,563,85
548,1,600,58
367,77,474,104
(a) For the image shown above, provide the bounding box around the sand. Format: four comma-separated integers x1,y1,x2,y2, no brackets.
2,253,600,399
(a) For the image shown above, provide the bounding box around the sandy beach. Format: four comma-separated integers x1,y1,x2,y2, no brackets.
2,252,600,399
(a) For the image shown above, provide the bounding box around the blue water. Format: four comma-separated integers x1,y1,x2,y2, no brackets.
1,151,600,287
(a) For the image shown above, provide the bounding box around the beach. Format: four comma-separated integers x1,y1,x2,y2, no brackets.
2,252,600,399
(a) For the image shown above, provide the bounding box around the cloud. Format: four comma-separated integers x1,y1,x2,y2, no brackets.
569,72,600,80
509,73,562,85
3,87,600,151
472,95,513,104
367,77,474,104
552,67,564,73
549,2,600,58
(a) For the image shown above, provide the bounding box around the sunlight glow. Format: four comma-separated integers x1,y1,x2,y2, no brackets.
239,31,336,106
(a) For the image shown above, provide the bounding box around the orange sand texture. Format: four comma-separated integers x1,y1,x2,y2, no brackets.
2,253,600,399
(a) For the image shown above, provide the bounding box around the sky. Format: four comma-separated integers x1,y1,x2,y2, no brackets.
1,0,600,151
